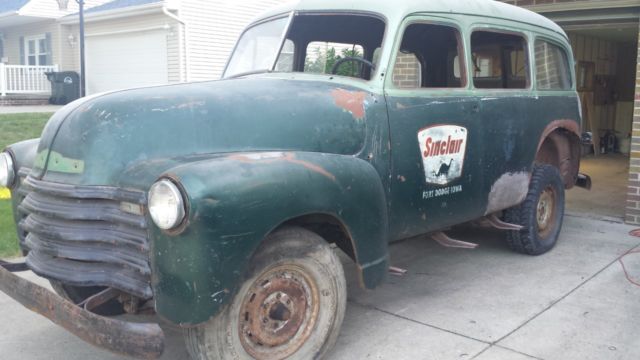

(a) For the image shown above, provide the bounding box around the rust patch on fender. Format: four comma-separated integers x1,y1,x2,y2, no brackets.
485,172,530,215
536,119,580,153
536,119,581,188
229,152,336,181
331,89,367,120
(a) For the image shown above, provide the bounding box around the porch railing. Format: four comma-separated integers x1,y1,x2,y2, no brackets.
0,64,59,96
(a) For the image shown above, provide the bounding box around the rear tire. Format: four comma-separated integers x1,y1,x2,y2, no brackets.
184,226,347,360
504,164,565,255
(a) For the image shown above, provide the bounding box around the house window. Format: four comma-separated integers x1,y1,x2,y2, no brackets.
392,23,465,89
471,31,529,89
25,35,50,66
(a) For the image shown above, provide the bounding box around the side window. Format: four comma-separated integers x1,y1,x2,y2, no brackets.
275,40,295,72
392,23,465,89
471,31,529,89
304,42,365,78
535,40,571,90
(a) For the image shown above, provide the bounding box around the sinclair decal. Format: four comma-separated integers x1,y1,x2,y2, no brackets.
418,125,468,185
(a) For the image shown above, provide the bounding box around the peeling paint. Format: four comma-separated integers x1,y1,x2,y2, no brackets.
485,172,530,215
331,88,367,120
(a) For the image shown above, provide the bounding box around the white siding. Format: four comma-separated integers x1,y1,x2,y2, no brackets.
180,0,292,81
1,20,60,65
63,12,184,83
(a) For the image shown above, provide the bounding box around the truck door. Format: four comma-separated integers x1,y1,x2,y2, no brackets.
385,17,485,241
469,28,533,215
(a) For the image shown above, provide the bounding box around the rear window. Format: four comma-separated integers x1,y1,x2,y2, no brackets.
535,40,571,90
305,42,365,77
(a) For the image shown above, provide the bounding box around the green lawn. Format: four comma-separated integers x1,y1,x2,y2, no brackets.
0,112,51,258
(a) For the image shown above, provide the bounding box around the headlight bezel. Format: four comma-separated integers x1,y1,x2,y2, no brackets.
148,178,188,233
0,151,16,188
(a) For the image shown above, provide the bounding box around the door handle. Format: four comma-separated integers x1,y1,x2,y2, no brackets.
471,104,480,113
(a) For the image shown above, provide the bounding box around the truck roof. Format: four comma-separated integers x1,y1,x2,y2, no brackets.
256,0,566,38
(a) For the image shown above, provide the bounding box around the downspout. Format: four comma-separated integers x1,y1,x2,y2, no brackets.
162,6,190,82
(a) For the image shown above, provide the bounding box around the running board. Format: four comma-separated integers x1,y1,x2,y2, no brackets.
431,232,478,249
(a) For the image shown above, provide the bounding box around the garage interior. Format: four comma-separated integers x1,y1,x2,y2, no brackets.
543,6,640,221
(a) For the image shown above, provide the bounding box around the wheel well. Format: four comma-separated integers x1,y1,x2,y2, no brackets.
275,214,357,262
535,128,581,188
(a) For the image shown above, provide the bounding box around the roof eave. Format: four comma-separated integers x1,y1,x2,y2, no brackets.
520,0,640,13
58,2,165,24
0,10,18,19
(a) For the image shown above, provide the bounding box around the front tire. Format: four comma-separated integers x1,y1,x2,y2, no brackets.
184,226,347,360
504,164,565,255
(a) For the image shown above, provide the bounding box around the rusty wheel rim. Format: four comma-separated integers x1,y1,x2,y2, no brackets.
536,186,556,238
238,265,319,360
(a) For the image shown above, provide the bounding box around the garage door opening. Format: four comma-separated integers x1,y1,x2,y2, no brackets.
564,24,638,221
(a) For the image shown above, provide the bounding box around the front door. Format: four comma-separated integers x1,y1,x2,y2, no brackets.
386,17,486,240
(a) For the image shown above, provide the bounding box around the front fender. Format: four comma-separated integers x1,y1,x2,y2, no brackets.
5,138,39,253
150,151,389,325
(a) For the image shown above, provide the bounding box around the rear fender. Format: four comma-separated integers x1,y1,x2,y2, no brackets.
151,151,389,325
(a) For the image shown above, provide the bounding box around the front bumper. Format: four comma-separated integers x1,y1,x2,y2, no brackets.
0,262,164,359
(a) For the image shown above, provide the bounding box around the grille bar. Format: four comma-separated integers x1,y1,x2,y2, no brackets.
18,175,152,300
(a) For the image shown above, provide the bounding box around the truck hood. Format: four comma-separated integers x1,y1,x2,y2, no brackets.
32,77,373,187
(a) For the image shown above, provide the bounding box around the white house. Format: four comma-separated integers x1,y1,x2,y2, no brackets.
0,0,291,99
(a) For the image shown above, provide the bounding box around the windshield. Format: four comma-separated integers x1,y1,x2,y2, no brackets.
223,14,386,81
224,16,290,78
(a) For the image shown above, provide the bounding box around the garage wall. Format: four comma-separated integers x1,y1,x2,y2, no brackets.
63,12,183,83
567,33,618,134
181,0,292,81
627,23,640,224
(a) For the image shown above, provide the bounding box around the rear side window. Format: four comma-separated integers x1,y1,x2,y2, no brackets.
471,31,529,89
535,40,571,90
392,23,465,89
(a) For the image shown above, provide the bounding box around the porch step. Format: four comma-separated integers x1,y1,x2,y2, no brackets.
0,95,50,107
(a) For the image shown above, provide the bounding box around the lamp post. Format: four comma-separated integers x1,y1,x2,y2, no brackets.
56,0,86,97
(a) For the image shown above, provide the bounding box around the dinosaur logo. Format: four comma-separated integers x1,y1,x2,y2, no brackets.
418,125,467,185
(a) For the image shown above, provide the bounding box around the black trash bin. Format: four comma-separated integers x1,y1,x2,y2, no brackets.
45,71,80,105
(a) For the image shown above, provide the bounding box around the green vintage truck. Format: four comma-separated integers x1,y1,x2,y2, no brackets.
0,0,591,359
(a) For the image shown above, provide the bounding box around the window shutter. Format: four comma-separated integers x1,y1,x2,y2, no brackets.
19,36,25,65
45,32,53,65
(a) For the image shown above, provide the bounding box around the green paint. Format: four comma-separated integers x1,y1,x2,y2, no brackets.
45,151,85,174
33,150,47,170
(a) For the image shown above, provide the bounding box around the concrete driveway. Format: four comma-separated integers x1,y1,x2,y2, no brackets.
0,105,62,114
1,214,639,360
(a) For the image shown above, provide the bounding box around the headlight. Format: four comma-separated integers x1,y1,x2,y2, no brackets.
148,179,186,230
0,152,16,188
